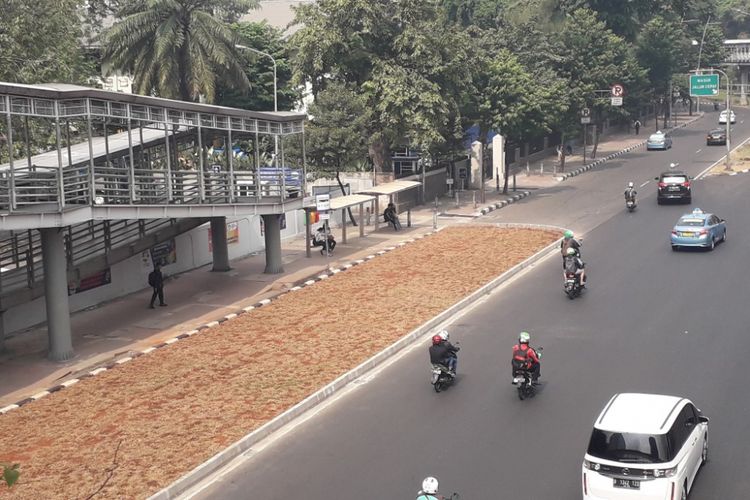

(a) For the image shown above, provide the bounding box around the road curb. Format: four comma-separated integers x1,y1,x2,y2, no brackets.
147,225,564,500
477,191,531,216
556,115,703,182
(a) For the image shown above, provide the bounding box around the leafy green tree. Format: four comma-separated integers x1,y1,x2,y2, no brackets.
0,0,94,84
103,0,250,102
719,0,750,38
216,22,296,111
553,9,648,156
291,0,472,176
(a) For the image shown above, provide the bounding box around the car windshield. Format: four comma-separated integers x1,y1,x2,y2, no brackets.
678,218,704,227
662,176,686,183
587,429,669,463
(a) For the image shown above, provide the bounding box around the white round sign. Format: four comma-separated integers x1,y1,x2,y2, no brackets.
611,84,625,97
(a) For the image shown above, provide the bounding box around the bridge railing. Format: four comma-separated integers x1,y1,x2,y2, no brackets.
0,164,303,213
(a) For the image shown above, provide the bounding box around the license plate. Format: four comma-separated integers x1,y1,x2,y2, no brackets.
613,478,640,489
680,232,694,237
668,186,680,191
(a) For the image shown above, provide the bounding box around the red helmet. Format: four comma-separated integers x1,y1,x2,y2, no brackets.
432,335,442,345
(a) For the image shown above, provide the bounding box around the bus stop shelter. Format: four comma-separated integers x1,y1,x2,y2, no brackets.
304,193,375,257
359,180,421,230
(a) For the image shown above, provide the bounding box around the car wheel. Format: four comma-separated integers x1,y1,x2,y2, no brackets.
686,197,692,204
722,229,727,242
681,481,688,500
672,245,679,251
701,434,709,465
709,237,716,250
657,198,663,205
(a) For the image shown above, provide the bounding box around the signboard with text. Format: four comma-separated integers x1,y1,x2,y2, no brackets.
690,74,719,96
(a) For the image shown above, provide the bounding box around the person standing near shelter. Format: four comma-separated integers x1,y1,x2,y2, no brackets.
633,119,641,135
148,265,167,309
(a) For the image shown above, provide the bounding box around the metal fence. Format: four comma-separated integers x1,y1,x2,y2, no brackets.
0,164,303,212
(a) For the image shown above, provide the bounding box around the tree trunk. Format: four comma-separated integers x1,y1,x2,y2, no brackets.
591,123,600,159
502,158,510,194
368,137,390,184
559,132,566,172
335,170,357,226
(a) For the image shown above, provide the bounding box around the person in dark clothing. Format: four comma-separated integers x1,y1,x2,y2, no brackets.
429,330,459,375
148,265,167,309
560,230,582,265
633,119,641,135
383,202,402,230
511,331,541,382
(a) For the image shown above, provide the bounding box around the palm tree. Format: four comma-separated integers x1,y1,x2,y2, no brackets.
103,0,251,102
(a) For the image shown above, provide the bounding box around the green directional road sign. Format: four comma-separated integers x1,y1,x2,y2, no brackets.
690,74,720,96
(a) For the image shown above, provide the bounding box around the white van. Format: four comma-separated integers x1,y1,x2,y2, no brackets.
582,393,709,500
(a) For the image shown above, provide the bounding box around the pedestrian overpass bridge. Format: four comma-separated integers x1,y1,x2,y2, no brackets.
0,82,307,361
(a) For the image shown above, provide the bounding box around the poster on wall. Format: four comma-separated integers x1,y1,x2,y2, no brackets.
208,221,240,252
68,268,111,295
260,214,287,236
150,239,177,267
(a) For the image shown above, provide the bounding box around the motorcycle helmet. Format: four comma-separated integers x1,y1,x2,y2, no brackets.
438,330,450,342
566,247,577,256
422,477,439,495
432,335,442,345
563,230,574,239
628,181,634,188
519,331,531,344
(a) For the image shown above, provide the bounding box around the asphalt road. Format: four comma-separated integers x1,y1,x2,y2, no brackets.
187,110,750,500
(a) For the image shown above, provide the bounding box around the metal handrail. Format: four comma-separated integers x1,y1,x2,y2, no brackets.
0,163,302,212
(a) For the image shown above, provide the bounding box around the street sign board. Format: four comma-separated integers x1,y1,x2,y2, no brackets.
611,83,625,97
581,107,591,117
611,97,623,106
319,211,330,220
315,194,330,211
446,178,454,185
458,167,467,179
690,74,719,96
581,116,591,124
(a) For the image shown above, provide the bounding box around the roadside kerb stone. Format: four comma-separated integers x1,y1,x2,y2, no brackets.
148,224,566,500
478,191,530,216
555,114,704,182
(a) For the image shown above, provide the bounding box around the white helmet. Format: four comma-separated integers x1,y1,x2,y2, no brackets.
422,477,439,494
438,330,449,342
628,181,634,188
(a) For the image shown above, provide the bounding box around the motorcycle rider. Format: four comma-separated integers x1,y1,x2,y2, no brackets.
560,230,581,263
511,331,541,383
563,247,586,287
429,330,459,376
416,477,442,500
624,181,637,204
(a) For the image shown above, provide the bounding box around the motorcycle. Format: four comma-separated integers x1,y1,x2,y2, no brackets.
430,344,459,392
512,347,543,400
626,197,637,212
564,272,583,299
311,227,336,256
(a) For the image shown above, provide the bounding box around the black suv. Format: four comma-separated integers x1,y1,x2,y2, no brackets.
656,171,692,204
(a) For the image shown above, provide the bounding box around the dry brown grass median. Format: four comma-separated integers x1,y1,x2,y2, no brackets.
0,226,558,499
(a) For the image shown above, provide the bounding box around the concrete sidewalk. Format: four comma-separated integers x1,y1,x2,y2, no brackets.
0,112,699,407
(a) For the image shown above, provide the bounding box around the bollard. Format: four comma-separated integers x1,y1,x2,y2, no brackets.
541,162,544,175
513,174,516,192
473,191,477,208
455,189,460,208
526,162,530,176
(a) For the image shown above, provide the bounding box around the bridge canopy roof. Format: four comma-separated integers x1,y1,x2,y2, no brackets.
0,82,305,136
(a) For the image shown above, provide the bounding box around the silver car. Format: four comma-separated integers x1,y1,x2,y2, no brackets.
646,131,672,150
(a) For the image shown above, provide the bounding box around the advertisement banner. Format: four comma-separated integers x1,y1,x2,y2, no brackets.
68,269,111,295
208,221,240,252
150,239,177,267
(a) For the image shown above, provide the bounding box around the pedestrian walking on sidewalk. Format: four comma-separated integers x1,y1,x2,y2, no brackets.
148,265,167,309
633,120,641,135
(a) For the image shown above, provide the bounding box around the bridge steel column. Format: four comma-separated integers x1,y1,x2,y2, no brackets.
40,227,74,361
262,214,284,274
741,67,748,106
210,217,231,272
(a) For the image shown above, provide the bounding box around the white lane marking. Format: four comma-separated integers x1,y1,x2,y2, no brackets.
695,149,702,154
695,134,750,180
640,181,650,187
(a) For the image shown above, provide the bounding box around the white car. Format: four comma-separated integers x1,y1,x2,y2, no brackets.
718,110,736,124
582,393,709,500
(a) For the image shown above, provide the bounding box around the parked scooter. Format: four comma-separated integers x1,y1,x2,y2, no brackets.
311,226,336,255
